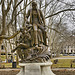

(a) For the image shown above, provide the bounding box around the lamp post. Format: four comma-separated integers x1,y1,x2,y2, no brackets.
68,45,70,55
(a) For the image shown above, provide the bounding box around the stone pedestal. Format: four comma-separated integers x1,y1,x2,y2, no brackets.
17,62,55,75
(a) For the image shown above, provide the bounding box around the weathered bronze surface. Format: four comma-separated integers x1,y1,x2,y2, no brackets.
0,2,50,63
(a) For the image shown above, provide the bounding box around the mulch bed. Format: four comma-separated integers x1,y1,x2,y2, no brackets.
52,70,75,75
0,70,19,75
0,69,75,75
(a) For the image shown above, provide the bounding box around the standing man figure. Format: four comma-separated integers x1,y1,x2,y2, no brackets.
26,1,48,47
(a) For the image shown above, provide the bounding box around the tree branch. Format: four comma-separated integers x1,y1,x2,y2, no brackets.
7,0,24,28
7,1,32,28
5,0,12,15
16,1,32,16
14,0,24,11
0,31,20,40
45,9,75,19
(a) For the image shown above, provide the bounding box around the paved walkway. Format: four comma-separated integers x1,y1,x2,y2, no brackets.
0,68,75,71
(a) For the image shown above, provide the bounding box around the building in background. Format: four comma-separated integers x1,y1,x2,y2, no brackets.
62,35,75,54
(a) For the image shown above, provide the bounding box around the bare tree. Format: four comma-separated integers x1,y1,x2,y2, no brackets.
0,0,75,66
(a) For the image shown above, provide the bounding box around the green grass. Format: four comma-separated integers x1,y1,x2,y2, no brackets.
61,56,75,57
0,55,20,68
1,55,6,61
1,55,75,68
1,63,12,68
51,59,75,68
1,63,20,68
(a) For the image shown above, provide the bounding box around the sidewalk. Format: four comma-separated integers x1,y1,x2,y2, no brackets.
0,68,75,71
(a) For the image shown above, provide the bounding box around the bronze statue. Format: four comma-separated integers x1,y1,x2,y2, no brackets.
26,2,48,47
0,2,50,63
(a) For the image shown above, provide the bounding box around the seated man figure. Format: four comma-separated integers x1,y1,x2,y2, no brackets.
12,27,32,52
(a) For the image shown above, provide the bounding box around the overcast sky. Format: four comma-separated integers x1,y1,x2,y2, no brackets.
0,0,75,31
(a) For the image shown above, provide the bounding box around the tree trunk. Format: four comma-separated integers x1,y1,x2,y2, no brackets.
1,1,6,35
0,41,2,67
14,0,19,65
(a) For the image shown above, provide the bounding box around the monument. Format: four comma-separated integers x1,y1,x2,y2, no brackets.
0,1,55,75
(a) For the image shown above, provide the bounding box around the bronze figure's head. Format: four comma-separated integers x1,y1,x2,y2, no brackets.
32,2,37,9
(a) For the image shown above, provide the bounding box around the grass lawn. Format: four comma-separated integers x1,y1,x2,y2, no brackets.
1,63,12,68
1,55,6,61
61,56,75,58
1,55,75,68
1,63,20,68
0,55,20,68
51,59,75,68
